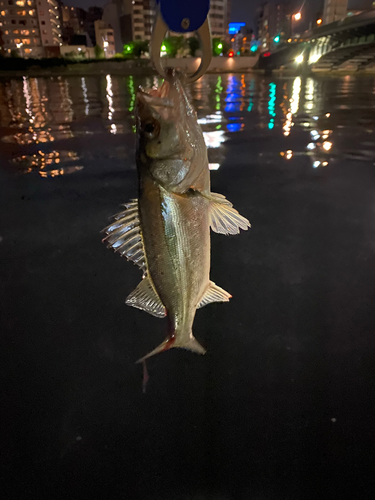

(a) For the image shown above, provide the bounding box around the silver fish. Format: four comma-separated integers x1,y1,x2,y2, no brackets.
103,69,250,362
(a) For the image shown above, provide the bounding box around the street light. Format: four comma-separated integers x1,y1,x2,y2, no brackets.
316,18,322,25
294,12,302,21
295,54,304,63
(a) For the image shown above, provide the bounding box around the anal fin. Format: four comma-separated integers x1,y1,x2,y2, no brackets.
126,276,166,318
197,281,232,309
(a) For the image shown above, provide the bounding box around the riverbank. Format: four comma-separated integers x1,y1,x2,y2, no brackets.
0,56,259,78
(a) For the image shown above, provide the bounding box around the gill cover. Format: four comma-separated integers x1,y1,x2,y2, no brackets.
136,69,210,194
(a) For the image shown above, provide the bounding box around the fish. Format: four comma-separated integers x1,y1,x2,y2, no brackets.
102,69,250,362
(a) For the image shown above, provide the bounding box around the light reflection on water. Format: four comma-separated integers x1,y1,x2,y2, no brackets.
1,73,375,175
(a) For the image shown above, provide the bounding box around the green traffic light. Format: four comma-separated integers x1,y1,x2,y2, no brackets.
274,35,280,43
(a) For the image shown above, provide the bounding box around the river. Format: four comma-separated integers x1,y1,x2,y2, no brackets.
1,73,375,498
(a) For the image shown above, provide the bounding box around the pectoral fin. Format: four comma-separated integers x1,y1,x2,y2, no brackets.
126,276,166,318
210,200,250,235
197,281,232,309
202,192,251,235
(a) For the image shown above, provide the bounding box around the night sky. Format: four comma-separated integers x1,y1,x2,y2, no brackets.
63,0,374,30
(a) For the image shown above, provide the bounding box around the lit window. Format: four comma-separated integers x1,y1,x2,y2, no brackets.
17,9,26,14
22,37,30,43
13,28,19,33
28,8,34,14
0,9,5,14
20,29,29,34
14,37,20,42
24,47,31,53
4,29,8,33
15,0,25,5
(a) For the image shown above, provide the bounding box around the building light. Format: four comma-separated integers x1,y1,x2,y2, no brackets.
316,18,322,25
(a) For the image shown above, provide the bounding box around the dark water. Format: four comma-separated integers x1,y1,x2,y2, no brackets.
1,73,375,499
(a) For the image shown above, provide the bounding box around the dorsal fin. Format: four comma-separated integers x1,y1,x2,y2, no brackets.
102,199,146,273
126,276,166,318
197,281,232,309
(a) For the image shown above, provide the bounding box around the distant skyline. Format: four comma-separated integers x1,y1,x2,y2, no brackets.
63,0,375,30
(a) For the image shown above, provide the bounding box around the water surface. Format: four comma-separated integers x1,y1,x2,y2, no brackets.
1,73,375,499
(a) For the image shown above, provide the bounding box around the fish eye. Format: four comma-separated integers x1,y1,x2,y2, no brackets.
143,119,160,139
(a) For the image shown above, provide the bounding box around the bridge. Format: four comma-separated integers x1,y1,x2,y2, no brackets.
258,10,375,72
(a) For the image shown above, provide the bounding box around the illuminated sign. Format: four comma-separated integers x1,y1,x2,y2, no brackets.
228,22,245,34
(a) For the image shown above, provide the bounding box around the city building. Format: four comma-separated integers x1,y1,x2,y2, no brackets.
256,2,292,51
0,0,62,57
229,22,253,54
61,5,85,44
94,19,115,57
0,28,4,54
83,6,102,46
61,5,102,47
102,2,122,52
102,0,156,46
209,0,231,38
323,0,349,25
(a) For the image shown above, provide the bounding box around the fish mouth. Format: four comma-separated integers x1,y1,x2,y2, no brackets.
137,80,174,109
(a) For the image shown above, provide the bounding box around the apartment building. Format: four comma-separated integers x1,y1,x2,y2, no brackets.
0,0,62,57
94,19,115,57
209,0,230,38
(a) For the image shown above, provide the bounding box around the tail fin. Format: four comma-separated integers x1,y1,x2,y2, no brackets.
136,335,206,364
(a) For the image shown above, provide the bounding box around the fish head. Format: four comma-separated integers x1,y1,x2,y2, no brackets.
136,69,209,193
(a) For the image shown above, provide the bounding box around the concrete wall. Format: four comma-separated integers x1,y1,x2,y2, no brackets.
60,45,96,58
162,56,259,72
